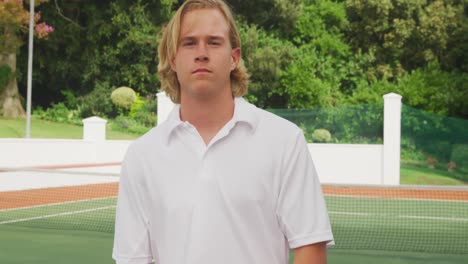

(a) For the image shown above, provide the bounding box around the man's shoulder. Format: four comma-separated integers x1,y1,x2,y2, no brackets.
252,106,302,136
126,122,169,156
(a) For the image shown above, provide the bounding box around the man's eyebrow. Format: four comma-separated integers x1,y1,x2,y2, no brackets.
208,35,225,41
179,36,196,43
179,35,226,42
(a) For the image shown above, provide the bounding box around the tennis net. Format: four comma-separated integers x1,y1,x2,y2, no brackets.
324,184,468,254
0,168,467,254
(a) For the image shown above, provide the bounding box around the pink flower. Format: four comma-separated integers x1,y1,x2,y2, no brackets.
35,22,54,39
2,0,24,4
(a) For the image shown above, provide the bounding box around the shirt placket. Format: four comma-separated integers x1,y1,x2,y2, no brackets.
182,120,237,181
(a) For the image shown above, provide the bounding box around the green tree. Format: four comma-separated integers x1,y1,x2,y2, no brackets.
0,0,52,117
18,0,174,108
346,0,467,74
229,0,302,36
81,1,160,95
349,62,468,118
274,0,374,108
294,0,349,45
276,45,339,108
239,24,294,108
395,62,468,118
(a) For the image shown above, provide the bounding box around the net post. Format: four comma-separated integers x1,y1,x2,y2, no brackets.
157,92,175,125
82,116,107,141
383,93,402,185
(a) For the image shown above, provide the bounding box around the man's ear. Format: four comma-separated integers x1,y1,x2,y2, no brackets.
230,47,241,71
170,59,176,72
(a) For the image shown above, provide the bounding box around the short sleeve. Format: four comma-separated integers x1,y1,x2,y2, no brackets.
275,130,334,249
113,148,154,264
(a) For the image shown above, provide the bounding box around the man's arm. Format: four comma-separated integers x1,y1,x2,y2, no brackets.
293,242,327,264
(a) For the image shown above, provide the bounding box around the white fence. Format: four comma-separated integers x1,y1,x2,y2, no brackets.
0,93,402,185
0,139,131,168
309,143,384,185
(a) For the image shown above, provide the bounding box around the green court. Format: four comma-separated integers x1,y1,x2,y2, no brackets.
1,191,467,263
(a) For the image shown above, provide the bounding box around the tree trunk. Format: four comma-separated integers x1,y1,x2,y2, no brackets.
0,53,25,118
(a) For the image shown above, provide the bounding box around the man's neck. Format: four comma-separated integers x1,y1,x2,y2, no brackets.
179,92,235,145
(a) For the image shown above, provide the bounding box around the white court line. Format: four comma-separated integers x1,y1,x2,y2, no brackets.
326,194,468,203
0,196,117,212
0,205,116,225
329,211,371,216
2,209,467,226
0,167,120,177
329,211,468,222
399,215,468,222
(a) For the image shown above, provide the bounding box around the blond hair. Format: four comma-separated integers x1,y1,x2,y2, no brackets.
157,0,249,103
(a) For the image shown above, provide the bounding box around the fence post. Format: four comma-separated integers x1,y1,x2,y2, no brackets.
383,93,402,185
82,116,107,141
157,92,175,125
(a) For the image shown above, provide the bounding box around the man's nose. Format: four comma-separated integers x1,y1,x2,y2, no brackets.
195,43,209,62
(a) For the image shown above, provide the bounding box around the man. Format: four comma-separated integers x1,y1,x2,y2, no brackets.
112,0,334,263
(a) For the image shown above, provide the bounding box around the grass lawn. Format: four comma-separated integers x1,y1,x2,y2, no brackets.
2,225,466,264
0,117,140,140
327,249,468,264
400,165,466,185
0,225,114,264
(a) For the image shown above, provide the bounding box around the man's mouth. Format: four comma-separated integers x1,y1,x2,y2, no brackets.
192,68,211,74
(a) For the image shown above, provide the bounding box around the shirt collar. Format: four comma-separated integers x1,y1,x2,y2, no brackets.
163,97,258,145
232,97,259,130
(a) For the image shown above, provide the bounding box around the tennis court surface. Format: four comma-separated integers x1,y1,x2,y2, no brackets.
1,167,467,263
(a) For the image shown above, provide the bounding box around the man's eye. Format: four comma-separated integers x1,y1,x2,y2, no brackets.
210,41,220,46
183,42,194,46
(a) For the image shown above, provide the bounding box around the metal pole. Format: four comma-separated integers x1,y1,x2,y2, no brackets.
26,0,35,138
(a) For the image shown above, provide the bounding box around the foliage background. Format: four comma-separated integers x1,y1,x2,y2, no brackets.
2,0,467,177
9,0,467,119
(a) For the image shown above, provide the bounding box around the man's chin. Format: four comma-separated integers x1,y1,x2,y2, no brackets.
183,87,229,101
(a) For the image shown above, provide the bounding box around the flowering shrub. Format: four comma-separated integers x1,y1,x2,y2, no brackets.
35,21,54,39
445,161,457,171
0,0,52,51
426,157,439,168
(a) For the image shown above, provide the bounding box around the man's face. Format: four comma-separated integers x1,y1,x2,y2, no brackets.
171,8,240,101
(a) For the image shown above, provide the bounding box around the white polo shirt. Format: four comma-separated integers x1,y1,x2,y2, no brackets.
113,97,334,264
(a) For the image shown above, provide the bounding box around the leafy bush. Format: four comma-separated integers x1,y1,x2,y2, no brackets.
33,102,81,125
129,94,157,127
79,82,116,118
426,157,439,169
61,90,79,109
401,104,468,168
400,137,425,162
110,115,151,135
111,86,137,110
445,161,457,171
312,129,332,143
451,144,468,171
